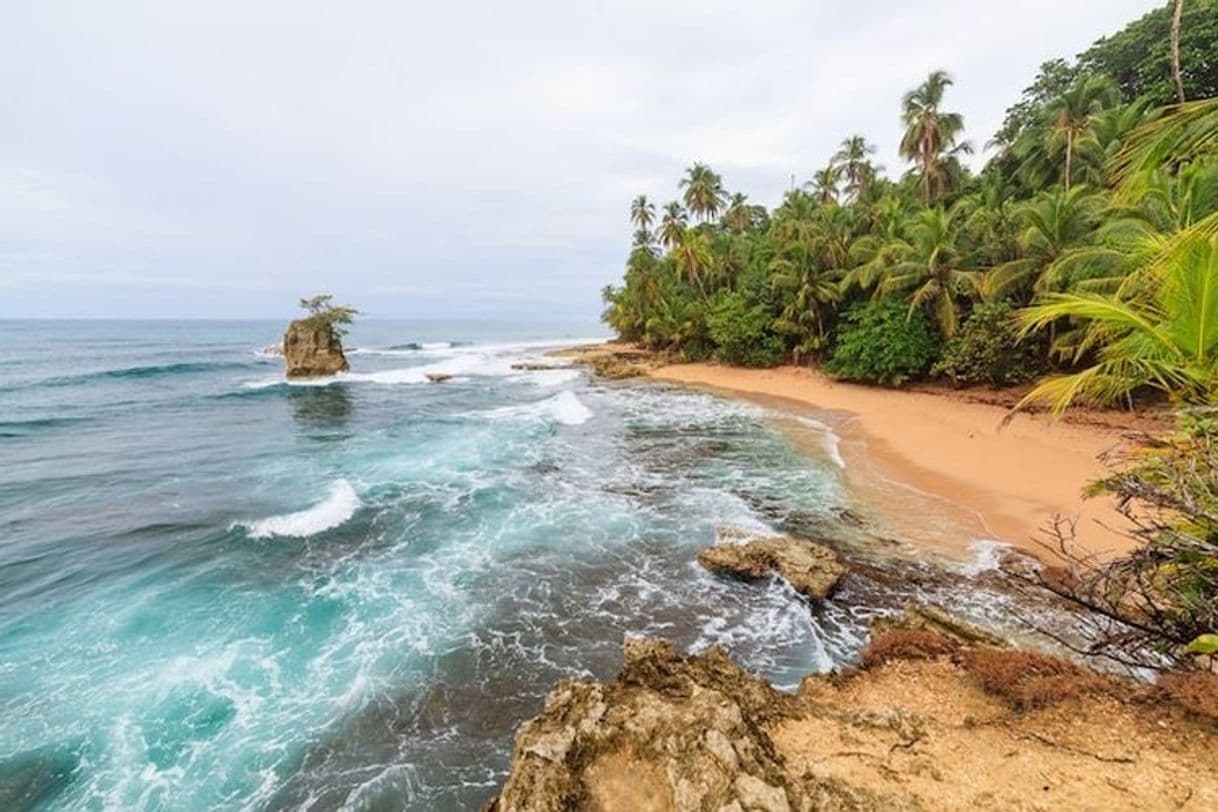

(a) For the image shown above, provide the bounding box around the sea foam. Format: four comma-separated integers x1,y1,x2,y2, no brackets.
244,479,361,539
483,391,593,426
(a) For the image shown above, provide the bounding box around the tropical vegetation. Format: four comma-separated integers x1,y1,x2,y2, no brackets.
600,2,1218,668
602,0,1218,417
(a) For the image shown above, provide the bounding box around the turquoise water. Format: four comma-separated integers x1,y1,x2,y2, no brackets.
0,319,880,810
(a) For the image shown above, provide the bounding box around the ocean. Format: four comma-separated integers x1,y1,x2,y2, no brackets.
0,319,999,810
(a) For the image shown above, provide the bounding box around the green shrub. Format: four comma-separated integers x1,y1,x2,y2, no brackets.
706,293,786,367
825,299,939,386
932,301,1040,387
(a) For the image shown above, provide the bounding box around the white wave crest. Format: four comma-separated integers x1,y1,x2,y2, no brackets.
795,416,845,468
548,391,593,425
960,539,1013,576
484,391,593,426
244,479,361,539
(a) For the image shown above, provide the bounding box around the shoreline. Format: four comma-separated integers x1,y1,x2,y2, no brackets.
556,343,1153,564
652,362,1135,564
647,361,1139,563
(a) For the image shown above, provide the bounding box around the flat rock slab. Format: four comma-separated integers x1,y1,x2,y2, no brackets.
698,527,846,602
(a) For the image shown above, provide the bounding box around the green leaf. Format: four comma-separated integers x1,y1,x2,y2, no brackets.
1184,634,1218,655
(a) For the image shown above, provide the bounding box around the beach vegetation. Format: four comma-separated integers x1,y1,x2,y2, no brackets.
297,294,359,338
824,299,940,386
600,2,1218,410
933,301,1041,387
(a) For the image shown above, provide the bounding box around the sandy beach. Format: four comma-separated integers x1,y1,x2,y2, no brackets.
647,361,1144,563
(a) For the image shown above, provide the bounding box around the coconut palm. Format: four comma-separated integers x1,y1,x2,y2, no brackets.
658,201,688,250
982,185,1106,301
772,189,821,245
832,135,879,200
1048,77,1120,191
900,70,971,204
808,165,840,205
672,229,713,295
723,192,752,233
679,163,727,222
630,195,656,231
770,241,840,355
1016,232,1218,413
1112,98,1218,186
879,207,982,337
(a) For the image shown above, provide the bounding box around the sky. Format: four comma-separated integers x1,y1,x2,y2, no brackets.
1,0,1161,321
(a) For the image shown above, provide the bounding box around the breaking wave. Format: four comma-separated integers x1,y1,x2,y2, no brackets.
242,479,361,539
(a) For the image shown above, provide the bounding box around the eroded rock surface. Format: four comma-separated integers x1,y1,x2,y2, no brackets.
487,637,800,812
561,344,659,380
698,527,847,602
283,319,349,379
489,632,1218,811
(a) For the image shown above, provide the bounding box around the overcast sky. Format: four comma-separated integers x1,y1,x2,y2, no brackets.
1,0,1160,320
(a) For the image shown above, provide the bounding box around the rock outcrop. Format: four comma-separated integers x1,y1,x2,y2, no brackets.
283,319,349,379
698,527,847,603
488,632,1218,811
487,637,802,812
560,344,659,380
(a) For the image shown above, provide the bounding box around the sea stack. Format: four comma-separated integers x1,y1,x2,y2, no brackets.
283,317,350,378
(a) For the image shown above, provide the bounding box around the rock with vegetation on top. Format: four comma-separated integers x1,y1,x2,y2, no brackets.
283,319,350,379
282,294,357,379
698,527,847,602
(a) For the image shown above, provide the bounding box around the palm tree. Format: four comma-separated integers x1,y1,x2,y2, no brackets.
672,229,713,295
880,208,982,337
832,135,878,200
808,165,840,205
679,163,727,222
630,195,656,231
772,189,821,245
770,241,840,356
1112,98,1218,185
1016,232,1218,413
659,201,688,250
982,185,1106,302
900,70,970,204
631,227,656,250
1046,77,1119,191
723,192,752,233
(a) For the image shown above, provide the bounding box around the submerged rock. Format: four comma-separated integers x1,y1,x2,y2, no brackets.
510,362,570,371
698,527,847,603
486,637,801,812
283,319,349,379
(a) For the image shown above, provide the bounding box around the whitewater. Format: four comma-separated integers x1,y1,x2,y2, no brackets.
0,319,1031,810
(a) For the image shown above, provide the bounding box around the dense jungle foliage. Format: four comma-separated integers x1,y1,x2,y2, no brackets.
602,0,1218,417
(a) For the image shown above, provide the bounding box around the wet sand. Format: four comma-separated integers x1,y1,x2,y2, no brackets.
647,363,1138,563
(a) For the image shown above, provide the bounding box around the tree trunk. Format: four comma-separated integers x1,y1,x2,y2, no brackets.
1064,130,1073,192
1172,0,1186,103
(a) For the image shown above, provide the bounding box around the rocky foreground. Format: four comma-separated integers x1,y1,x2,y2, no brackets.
483,527,1216,810
486,621,1217,811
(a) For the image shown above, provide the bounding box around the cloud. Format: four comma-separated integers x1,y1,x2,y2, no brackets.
0,0,1160,318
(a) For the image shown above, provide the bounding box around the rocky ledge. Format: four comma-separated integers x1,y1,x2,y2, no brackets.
697,527,847,603
486,636,800,812
283,318,349,379
487,620,1218,811
558,343,661,380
